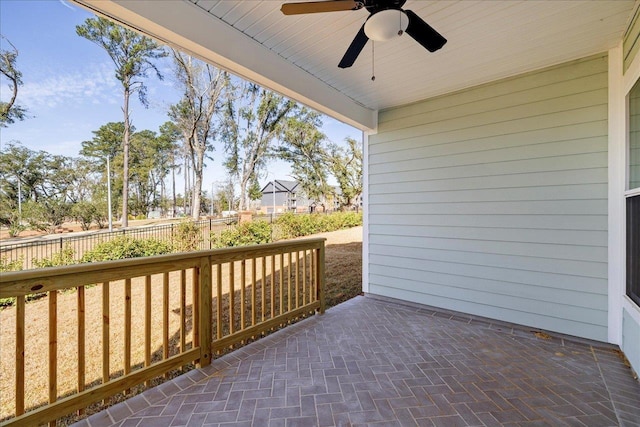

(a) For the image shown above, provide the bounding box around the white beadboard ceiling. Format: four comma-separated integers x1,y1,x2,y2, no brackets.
75,0,636,130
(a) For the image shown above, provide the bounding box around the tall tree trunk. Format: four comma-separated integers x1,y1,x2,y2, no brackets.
191,169,202,219
183,155,188,215
239,175,249,211
160,175,166,217
122,88,130,227
191,149,205,219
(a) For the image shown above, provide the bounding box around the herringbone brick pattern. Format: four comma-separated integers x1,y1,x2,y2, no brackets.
74,296,640,427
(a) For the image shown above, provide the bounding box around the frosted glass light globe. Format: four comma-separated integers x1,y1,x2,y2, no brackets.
364,9,409,42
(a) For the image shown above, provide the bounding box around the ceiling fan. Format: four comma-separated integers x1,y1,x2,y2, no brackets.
280,0,447,68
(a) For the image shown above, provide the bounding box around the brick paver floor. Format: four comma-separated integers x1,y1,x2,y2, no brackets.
73,296,640,427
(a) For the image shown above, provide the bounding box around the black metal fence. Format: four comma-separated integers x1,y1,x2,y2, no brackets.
0,217,242,271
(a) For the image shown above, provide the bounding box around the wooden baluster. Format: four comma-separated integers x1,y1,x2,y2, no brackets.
294,251,299,309
144,275,151,386
317,244,326,314
229,262,235,334
261,256,266,322
252,257,257,326
77,285,86,415
217,264,223,340
193,267,200,353
240,260,246,330
180,270,186,356
279,254,284,315
302,250,307,306
49,290,58,426
124,278,131,392
270,255,276,318
288,252,292,312
311,249,317,302
163,272,169,378
102,281,110,400
15,295,25,417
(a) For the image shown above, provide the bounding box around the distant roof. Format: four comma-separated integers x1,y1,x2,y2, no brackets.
260,179,299,193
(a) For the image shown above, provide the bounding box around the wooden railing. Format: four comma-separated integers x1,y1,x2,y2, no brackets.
0,238,325,426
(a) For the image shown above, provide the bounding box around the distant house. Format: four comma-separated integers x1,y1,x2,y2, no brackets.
259,180,310,214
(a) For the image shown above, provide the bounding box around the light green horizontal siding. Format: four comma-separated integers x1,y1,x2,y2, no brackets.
369,54,609,341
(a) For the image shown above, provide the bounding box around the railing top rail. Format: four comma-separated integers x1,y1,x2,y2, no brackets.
0,237,326,298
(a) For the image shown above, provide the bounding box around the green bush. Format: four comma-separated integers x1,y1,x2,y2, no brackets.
275,212,362,239
0,256,23,272
33,245,76,268
173,220,203,252
212,221,272,248
81,236,173,262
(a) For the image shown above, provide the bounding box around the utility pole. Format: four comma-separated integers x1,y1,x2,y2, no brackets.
16,174,22,222
107,156,113,231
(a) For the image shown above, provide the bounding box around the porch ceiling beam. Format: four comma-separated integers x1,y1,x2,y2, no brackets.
72,0,377,131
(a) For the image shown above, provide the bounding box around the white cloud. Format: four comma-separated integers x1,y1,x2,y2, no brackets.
18,62,120,109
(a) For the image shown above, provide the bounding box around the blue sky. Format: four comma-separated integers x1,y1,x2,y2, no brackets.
0,0,359,190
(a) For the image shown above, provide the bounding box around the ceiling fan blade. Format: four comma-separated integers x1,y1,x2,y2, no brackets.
281,1,361,15
338,24,369,68
404,10,447,52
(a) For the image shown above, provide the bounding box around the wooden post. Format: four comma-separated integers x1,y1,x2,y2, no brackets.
198,257,212,368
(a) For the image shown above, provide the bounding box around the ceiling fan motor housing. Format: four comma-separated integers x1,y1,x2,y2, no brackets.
363,0,407,14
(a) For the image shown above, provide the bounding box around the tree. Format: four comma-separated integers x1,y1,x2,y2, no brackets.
77,17,167,227
80,122,127,220
0,142,47,234
327,137,363,210
23,199,71,233
276,108,332,209
129,128,177,216
0,142,77,233
0,35,27,127
169,50,228,219
157,122,181,217
222,83,295,211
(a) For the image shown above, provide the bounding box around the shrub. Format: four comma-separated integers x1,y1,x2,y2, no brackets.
173,220,203,252
212,221,272,248
81,236,173,262
0,256,23,272
71,201,98,231
8,222,26,238
33,244,76,268
275,212,362,239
